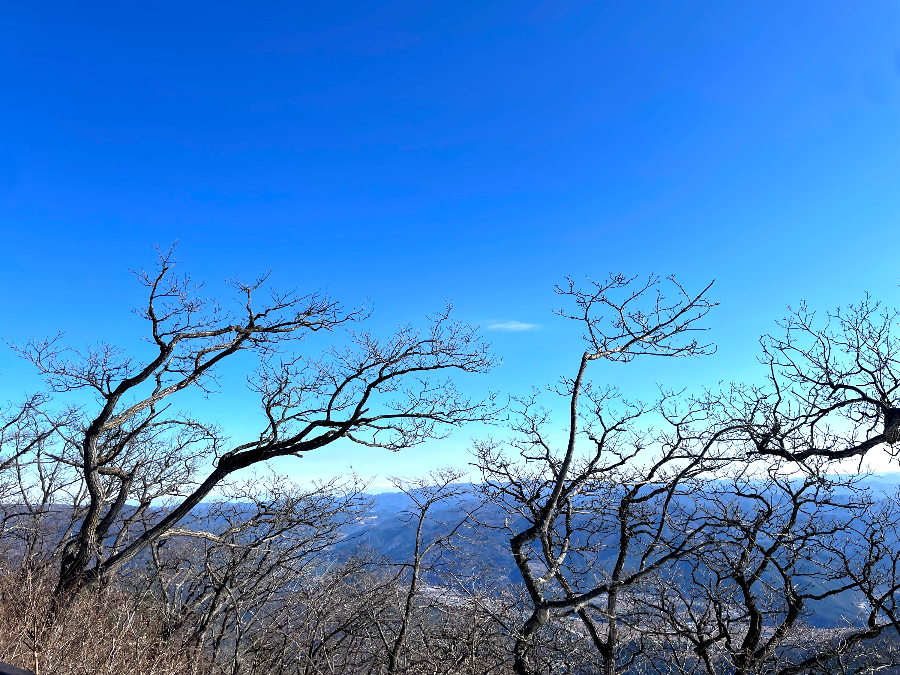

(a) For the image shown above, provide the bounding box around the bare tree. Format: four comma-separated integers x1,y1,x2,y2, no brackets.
368,468,473,674
635,458,900,675
809,484,900,675
0,397,81,567
8,256,900,675
634,460,900,675
475,273,720,675
4,245,497,597
141,473,370,675
722,296,900,464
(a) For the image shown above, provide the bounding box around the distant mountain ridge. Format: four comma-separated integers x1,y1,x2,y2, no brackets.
343,473,900,627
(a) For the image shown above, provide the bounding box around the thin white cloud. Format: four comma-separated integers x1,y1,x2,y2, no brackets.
487,321,540,332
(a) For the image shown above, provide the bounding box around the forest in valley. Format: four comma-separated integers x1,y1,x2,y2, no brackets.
2,248,900,675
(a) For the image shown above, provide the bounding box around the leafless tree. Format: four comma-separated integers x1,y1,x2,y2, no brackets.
633,460,900,675
145,468,525,675
0,397,82,567
7,256,900,675
140,473,370,675
720,296,900,465
474,273,722,675
810,485,900,675
3,244,497,596
610,290,900,673
367,468,474,674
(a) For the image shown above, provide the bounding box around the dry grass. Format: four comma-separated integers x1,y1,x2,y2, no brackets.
0,564,201,675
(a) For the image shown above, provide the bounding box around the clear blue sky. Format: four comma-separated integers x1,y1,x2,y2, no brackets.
1,1,898,484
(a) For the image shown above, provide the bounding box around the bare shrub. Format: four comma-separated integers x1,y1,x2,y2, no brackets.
0,564,204,675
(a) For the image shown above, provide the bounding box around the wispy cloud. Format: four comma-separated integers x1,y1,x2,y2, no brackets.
486,321,540,332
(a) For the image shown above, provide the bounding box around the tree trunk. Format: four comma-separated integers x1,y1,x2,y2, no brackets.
513,606,549,675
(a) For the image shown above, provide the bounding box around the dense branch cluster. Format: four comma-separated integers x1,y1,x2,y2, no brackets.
2,254,900,674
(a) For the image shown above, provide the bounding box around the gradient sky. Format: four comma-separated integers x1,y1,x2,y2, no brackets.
1,1,898,486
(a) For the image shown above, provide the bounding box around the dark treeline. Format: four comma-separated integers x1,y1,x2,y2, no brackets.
2,248,900,674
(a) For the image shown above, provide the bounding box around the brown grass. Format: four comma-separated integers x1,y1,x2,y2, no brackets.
0,564,201,675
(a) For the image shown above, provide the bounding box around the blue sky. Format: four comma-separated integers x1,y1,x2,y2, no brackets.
1,1,898,485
